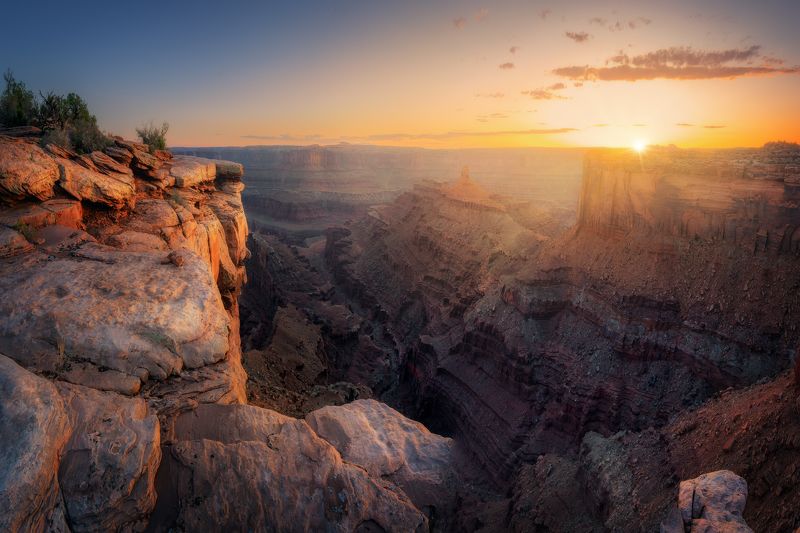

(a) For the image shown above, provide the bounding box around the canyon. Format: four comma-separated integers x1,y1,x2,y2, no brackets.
1,135,799,531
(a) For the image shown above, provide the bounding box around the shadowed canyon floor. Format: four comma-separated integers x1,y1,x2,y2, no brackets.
1,138,800,531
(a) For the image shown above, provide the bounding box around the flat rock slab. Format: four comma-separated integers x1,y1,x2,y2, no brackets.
169,156,216,188
0,243,230,383
0,354,71,532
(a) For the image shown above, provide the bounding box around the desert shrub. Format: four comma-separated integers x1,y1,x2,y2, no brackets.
36,91,68,131
0,70,37,127
69,118,111,153
40,127,73,151
136,122,169,152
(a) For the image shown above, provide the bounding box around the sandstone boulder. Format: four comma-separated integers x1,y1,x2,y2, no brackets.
0,354,71,532
56,382,160,532
169,156,216,188
57,156,135,208
0,226,32,257
0,137,60,201
306,399,457,517
665,470,753,533
0,243,230,384
153,403,426,532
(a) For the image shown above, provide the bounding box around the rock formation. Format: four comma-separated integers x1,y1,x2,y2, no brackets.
0,133,453,531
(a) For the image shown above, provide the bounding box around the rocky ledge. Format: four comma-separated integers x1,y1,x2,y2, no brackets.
0,134,453,531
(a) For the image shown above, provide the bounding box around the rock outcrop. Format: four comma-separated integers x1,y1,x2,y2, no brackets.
662,471,753,533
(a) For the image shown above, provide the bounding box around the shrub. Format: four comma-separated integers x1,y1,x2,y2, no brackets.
69,118,111,153
0,70,37,127
40,127,73,151
136,122,169,152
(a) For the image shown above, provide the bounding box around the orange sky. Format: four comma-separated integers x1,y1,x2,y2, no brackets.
9,1,795,149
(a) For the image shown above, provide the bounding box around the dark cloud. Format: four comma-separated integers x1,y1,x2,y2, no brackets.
499,62,515,70
554,45,799,81
475,92,505,98
453,17,467,29
566,31,591,43
510,46,520,54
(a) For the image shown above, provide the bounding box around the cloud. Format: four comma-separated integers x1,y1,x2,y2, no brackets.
241,133,324,142
453,17,467,29
475,92,505,98
593,123,609,127
475,8,489,21
703,124,726,129
522,83,568,100
499,62,515,70
675,123,694,127
510,46,520,54
566,31,591,43
476,112,509,122
539,9,551,20
589,16,652,31
363,128,576,141
573,81,584,87
553,45,799,81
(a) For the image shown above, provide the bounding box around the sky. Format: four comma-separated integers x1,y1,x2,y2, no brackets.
1,0,799,149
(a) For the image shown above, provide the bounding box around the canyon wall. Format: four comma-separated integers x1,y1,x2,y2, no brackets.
322,146,800,528
0,134,456,532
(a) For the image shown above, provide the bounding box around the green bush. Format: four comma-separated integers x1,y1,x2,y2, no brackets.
0,70,37,127
40,127,73,151
69,118,111,153
136,122,169,152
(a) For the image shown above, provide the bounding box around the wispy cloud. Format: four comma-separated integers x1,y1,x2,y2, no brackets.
589,16,652,31
499,62,515,70
509,46,520,54
522,83,568,100
476,112,509,122
565,31,591,43
475,92,505,98
241,133,324,142
704,124,726,129
362,128,577,141
676,123,694,127
539,9,551,20
553,45,799,81
474,8,489,21
453,17,467,29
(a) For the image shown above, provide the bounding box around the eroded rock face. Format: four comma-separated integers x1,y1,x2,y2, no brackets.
0,244,230,383
0,354,71,532
307,399,457,521
56,382,161,532
155,404,426,532
0,136,60,201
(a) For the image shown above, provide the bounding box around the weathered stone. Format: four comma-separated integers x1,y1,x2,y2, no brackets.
56,382,160,532
0,137,59,201
0,125,42,137
307,399,457,516
674,470,753,533
40,199,82,228
152,404,426,532
0,226,32,257
87,150,133,177
107,230,168,252
169,156,216,188
57,157,135,208
61,362,142,396
208,189,248,264
103,146,133,166
0,243,230,383
213,159,244,179
0,354,71,532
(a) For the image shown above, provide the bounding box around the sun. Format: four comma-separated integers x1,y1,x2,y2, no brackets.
632,140,648,153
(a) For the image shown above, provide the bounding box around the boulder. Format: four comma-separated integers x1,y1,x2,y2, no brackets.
57,157,135,208
0,226,32,257
213,159,244,179
0,137,60,201
0,243,230,383
56,382,160,532
87,150,133,177
666,470,753,533
169,156,216,188
306,399,457,517
0,354,71,532
152,404,426,532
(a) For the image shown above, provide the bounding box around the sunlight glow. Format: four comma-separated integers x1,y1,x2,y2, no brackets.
632,140,648,153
